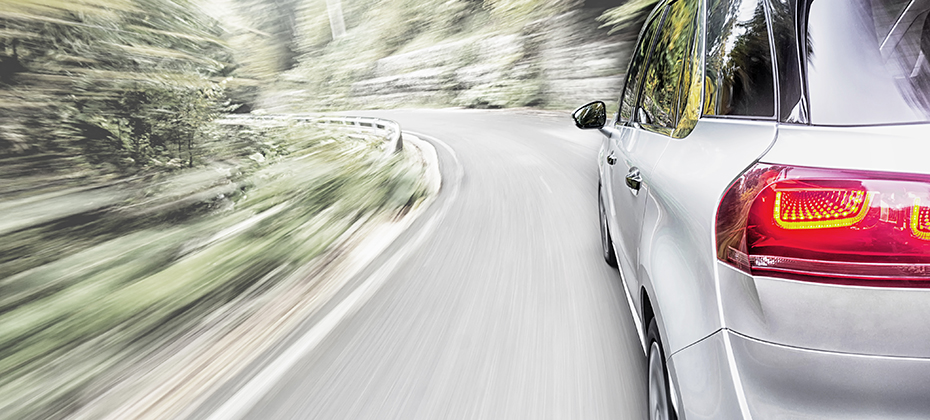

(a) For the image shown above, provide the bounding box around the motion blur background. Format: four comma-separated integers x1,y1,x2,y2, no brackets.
0,1,653,419
0,0,663,183
0,0,657,192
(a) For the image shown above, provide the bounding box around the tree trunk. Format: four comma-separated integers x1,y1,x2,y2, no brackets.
325,0,347,39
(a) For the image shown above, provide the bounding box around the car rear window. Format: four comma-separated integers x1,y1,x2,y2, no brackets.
806,0,930,125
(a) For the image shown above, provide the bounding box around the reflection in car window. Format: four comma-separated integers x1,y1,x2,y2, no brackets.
806,0,930,125
639,0,700,135
871,0,911,41
704,0,776,118
673,2,705,138
619,6,666,123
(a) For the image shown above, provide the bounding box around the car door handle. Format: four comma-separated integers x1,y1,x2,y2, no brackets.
606,153,617,165
625,168,642,191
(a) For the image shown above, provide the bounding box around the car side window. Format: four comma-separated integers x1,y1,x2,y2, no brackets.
619,5,667,124
703,0,777,118
637,0,701,135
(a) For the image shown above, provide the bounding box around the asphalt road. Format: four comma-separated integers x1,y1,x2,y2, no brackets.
190,109,647,420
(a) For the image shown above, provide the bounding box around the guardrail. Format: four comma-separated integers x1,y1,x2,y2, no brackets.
219,114,403,156
314,116,403,155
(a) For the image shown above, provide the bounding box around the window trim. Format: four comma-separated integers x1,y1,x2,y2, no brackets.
798,0,813,123
763,0,782,120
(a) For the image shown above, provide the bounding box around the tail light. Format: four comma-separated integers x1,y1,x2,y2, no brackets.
716,163,930,287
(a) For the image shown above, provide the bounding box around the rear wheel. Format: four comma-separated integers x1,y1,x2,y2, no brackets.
647,318,677,420
598,185,618,267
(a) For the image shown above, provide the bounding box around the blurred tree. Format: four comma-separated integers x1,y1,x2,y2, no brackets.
287,0,488,107
0,0,234,174
598,0,661,39
483,0,580,24
325,0,347,39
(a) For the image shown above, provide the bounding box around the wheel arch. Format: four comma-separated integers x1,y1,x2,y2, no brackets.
641,286,655,343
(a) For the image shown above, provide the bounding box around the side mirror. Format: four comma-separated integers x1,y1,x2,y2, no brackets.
572,101,607,130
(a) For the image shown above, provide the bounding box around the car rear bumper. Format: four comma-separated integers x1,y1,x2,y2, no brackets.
670,329,930,419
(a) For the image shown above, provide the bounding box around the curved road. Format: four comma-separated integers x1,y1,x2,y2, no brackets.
190,109,647,420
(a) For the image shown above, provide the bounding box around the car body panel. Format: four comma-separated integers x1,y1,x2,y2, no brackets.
667,330,747,419
730,330,930,419
719,262,930,358
761,123,930,175
673,329,930,419
604,122,670,307
643,118,777,354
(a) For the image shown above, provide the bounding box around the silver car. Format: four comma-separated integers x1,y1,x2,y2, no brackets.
573,0,930,418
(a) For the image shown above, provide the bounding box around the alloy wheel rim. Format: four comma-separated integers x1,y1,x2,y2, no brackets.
648,341,670,420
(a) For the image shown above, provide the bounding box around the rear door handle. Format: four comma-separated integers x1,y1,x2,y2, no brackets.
625,168,642,192
606,152,617,165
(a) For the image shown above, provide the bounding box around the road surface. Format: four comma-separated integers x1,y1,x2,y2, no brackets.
189,109,647,420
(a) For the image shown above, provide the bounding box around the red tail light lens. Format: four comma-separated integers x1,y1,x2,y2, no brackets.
772,186,872,229
716,164,930,287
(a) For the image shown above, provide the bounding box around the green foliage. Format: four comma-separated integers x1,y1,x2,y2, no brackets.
483,0,577,25
0,0,234,183
0,122,428,419
341,0,486,56
281,0,483,110
286,0,583,110
70,80,231,170
455,78,544,108
209,0,304,81
0,2,437,417
597,0,661,38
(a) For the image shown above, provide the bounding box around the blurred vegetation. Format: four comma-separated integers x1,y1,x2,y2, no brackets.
0,120,428,419
0,0,657,180
0,2,429,417
598,0,661,38
0,0,236,188
283,0,499,108
268,0,654,110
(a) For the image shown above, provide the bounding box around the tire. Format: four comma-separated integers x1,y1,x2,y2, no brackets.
598,185,618,267
646,318,678,420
